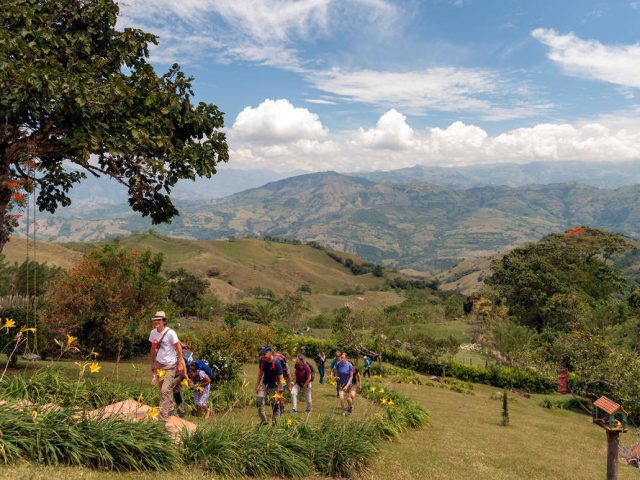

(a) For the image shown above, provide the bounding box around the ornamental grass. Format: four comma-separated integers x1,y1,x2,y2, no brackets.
0,404,180,471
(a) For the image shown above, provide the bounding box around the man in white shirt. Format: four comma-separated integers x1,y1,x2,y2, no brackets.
149,311,186,419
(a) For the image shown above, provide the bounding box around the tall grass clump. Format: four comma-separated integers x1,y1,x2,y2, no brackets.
362,381,430,432
300,416,381,478
182,422,312,477
0,369,156,409
0,403,179,471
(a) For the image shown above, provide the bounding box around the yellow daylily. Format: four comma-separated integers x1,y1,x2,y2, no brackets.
193,384,204,393
90,351,100,358
156,369,166,379
89,362,101,374
381,398,388,405
272,391,284,401
181,378,189,388
369,386,377,393
2,318,16,332
137,393,144,403
387,400,395,409
31,410,38,421
147,407,160,420
66,335,78,347
379,388,385,394
286,418,293,427
20,326,36,333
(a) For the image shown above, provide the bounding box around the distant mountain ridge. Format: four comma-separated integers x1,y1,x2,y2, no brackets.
353,160,640,189
26,171,640,271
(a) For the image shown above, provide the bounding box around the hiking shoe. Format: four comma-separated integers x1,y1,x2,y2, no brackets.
290,409,298,414
176,406,185,418
304,409,311,414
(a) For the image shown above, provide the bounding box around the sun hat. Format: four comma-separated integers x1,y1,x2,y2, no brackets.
152,311,166,320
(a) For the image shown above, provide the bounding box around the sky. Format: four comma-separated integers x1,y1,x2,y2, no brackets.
118,0,640,173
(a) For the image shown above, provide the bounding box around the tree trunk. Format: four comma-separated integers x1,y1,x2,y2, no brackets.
606,430,620,480
115,341,123,381
0,154,14,255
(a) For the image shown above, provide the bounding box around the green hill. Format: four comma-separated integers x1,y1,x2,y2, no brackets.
3,233,403,306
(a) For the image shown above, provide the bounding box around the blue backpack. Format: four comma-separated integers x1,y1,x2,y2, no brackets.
193,359,214,380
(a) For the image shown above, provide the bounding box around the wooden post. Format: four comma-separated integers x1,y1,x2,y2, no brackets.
606,430,620,480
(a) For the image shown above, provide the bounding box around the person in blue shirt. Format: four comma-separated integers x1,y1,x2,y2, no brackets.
329,351,341,398
336,353,356,416
363,355,372,378
256,346,284,425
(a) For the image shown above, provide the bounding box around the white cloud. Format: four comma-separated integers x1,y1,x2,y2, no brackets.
307,67,551,118
532,28,640,88
119,0,397,70
228,101,640,172
231,99,328,143
354,109,414,150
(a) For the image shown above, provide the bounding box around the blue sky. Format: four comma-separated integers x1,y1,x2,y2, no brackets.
119,0,640,172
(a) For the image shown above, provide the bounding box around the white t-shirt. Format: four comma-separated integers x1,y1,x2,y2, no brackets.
149,327,179,366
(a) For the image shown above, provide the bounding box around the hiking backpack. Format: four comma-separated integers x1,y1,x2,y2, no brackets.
193,359,214,380
306,361,316,382
181,342,193,367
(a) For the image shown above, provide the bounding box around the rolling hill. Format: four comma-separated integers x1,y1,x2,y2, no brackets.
3,233,403,305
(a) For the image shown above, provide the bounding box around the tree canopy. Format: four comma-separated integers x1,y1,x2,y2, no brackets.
0,0,229,251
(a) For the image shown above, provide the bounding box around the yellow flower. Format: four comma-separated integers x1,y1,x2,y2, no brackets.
137,393,144,403
379,388,385,394
381,398,388,405
2,318,15,332
287,418,293,427
89,362,101,374
387,400,395,409
193,384,204,393
90,351,99,358
369,386,377,393
147,407,160,420
156,369,166,379
20,326,36,333
181,378,189,388
31,410,38,421
272,391,284,401
66,335,78,347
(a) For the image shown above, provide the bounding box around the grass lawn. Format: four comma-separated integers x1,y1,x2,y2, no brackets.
2,359,638,479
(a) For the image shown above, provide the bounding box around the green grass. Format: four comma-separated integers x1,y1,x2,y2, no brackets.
388,319,471,342
3,358,638,479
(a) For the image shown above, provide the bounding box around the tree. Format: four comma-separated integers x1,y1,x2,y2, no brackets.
0,0,229,253
488,229,632,331
167,268,208,316
45,246,167,366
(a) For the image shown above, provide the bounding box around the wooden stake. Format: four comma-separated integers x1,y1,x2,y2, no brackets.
606,430,620,480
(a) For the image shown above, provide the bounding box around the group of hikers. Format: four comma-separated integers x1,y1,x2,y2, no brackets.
148,311,375,424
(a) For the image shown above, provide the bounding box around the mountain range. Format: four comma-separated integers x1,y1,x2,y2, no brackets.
25,168,640,271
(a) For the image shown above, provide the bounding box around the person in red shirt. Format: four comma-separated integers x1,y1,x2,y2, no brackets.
290,355,313,414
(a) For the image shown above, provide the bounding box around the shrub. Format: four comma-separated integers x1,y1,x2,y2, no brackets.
188,325,284,363
206,266,220,278
199,351,240,385
293,337,337,359
383,348,555,393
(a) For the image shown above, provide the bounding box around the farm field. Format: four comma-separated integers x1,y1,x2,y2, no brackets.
2,358,636,480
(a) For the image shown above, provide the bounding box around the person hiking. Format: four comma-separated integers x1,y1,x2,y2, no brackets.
329,351,341,398
290,355,313,414
187,362,211,419
336,353,356,416
363,355,372,378
149,311,186,420
315,351,326,384
256,346,285,425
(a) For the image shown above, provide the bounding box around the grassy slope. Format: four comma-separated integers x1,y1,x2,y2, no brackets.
2,234,402,306
3,358,637,480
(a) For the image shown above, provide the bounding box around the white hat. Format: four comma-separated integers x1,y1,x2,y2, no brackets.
152,311,166,320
